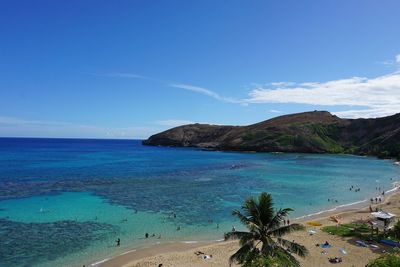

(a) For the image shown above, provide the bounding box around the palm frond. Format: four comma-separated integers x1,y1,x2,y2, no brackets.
232,210,261,232
224,231,253,240
229,240,256,266
266,207,293,230
257,192,275,224
260,236,279,257
242,197,264,228
269,223,305,237
273,247,302,267
277,237,308,258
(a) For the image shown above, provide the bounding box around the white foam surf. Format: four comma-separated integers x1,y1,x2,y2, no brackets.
91,257,110,266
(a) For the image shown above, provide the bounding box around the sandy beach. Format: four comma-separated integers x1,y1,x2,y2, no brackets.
98,187,400,267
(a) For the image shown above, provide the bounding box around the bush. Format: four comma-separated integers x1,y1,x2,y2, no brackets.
366,252,400,267
393,220,400,240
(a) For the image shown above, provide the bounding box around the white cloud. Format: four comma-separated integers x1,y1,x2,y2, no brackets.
244,72,400,118
170,83,240,103
380,60,394,66
378,54,400,67
269,109,283,113
270,82,296,87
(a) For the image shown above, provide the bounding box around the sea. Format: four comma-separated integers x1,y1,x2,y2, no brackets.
0,138,399,267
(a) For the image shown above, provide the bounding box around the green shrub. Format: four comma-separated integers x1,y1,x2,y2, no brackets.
366,252,400,267
393,220,400,240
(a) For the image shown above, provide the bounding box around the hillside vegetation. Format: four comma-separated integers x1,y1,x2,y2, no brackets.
143,111,400,159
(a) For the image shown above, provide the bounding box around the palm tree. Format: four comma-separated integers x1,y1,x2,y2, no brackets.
225,192,308,267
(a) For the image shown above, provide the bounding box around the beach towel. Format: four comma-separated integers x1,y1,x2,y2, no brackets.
321,244,332,248
355,240,368,247
339,248,347,255
307,221,322,226
328,257,342,264
380,239,400,248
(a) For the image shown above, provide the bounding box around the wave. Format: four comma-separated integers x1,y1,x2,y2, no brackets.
91,257,110,266
120,249,137,256
180,240,200,244
294,199,368,220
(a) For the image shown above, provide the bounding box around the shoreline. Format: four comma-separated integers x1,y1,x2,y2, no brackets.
94,182,400,267
294,180,400,221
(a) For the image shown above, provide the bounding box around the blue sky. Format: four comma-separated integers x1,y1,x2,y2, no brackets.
1,0,400,139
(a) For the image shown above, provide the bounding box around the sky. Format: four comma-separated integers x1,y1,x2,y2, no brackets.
0,0,399,139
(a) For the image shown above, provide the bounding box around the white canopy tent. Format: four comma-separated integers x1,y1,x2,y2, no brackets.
371,211,396,220
370,211,396,231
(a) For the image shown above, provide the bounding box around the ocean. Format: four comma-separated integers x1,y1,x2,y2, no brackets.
0,138,399,267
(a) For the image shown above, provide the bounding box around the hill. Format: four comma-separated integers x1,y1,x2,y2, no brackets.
143,111,400,159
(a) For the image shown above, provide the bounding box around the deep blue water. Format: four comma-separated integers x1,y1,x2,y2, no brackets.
0,138,399,267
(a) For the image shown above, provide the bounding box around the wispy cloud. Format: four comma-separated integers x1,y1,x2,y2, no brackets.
102,73,241,104
245,72,400,118
378,54,400,67
269,109,283,113
170,83,240,103
102,54,400,119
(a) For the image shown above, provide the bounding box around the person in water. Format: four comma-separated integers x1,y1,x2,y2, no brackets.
116,238,120,246
145,233,149,238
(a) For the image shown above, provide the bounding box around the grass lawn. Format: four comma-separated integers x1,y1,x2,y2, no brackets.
322,223,371,237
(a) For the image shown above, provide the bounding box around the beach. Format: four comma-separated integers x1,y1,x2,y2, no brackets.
100,188,400,267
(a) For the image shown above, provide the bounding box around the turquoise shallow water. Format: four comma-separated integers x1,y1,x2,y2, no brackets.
0,138,399,267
